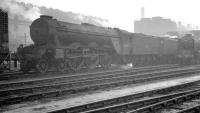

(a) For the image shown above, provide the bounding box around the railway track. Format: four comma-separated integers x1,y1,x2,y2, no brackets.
0,67,117,81
47,79,200,113
0,65,178,89
0,65,199,106
0,71,22,77
126,87,200,113
175,105,200,113
0,64,177,81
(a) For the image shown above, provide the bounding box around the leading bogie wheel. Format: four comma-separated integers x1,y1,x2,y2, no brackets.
36,59,49,73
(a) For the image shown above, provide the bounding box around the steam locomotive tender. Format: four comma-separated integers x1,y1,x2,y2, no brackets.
17,15,200,73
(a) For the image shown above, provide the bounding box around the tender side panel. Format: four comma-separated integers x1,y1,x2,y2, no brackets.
177,35,195,59
162,38,178,55
131,34,161,55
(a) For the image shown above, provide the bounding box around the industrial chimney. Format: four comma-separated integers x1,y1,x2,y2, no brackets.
141,7,145,18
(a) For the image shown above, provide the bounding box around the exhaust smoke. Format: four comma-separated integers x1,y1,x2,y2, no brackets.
0,0,41,21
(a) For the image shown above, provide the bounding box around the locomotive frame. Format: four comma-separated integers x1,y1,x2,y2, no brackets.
18,44,113,73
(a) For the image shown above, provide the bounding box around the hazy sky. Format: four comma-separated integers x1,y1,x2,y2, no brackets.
18,0,200,32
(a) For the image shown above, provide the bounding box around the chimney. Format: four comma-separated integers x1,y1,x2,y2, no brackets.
40,15,52,19
141,7,145,18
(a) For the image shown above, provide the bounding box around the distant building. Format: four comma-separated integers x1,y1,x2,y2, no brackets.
134,17,177,36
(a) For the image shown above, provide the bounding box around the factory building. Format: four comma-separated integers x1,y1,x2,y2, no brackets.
134,17,177,36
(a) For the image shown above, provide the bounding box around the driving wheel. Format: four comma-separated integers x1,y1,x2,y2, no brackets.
85,53,99,69
36,59,49,73
69,57,84,72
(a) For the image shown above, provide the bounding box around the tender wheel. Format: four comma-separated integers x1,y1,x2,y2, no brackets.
69,57,84,72
36,59,48,73
56,59,66,72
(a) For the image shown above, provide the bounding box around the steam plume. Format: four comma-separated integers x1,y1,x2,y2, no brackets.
0,0,40,21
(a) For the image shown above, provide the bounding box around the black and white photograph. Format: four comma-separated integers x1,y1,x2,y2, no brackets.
1,0,200,113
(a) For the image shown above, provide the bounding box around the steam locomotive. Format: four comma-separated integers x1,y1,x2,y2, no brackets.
17,15,200,73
